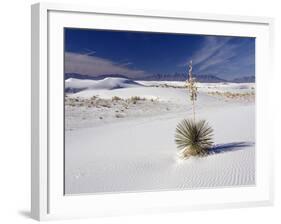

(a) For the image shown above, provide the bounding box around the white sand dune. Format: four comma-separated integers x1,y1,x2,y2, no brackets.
65,79,255,194
65,77,142,92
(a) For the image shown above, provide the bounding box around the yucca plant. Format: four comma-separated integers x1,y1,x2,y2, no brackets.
175,119,213,158
175,61,214,158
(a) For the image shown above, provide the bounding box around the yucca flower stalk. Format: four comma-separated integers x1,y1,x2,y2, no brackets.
186,60,198,122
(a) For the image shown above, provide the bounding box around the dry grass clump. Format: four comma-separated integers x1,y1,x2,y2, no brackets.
151,84,185,89
115,113,125,118
65,96,111,108
128,96,146,104
112,96,121,101
130,96,145,101
208,91,255,101
65,95,152,109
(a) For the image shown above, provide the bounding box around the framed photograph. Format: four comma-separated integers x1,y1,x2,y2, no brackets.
31,2,274,221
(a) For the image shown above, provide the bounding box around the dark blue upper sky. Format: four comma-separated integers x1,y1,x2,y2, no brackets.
65,28,255,80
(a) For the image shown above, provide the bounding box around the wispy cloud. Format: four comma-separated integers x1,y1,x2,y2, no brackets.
183,36,255,79
65,52,147,78
192,36,232,67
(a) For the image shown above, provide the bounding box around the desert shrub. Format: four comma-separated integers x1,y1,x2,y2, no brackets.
90,96,98,100
128,96,145,104
175,119,213,158
112,96,121,101
115,113,125,118
130,96,144,101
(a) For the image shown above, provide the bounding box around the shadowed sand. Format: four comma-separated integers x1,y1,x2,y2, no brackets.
209,142,255,154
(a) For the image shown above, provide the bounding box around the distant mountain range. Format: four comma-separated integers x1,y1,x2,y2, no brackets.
65,73,255,83
231,76,255,83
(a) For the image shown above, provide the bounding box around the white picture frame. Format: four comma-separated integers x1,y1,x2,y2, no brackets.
31,2,274,221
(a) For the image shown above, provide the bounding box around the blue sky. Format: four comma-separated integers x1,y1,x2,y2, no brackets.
65,28,255,80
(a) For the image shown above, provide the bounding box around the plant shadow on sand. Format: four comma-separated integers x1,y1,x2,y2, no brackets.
209,141,254,154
